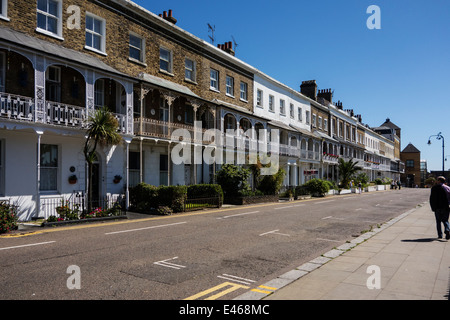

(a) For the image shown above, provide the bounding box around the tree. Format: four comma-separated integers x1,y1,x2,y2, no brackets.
84,107,122,213
249,155,285,195
338,158,362,189
215,164,251,199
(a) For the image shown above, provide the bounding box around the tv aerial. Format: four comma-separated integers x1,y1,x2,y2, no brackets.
231,35,238,54
207,23,215,45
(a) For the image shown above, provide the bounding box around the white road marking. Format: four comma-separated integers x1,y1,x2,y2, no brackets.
217,274,256,285
105,221,187,235
274,206,293,210
259,229,290,237
315,200,335,204
154,257,186,270
322,216,344,220
0,241,56,251
217,211,259,219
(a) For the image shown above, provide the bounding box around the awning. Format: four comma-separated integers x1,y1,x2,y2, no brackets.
138,72,202,100
312,130,337,142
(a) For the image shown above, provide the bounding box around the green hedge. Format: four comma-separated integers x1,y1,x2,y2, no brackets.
129,183,223,214
187,184,223,201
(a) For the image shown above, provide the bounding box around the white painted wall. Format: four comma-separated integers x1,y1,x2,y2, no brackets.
253,74,311,132
0,128,128,221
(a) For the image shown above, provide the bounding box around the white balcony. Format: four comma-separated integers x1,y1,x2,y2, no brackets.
0,92,130,134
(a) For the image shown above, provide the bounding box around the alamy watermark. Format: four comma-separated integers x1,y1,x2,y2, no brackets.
170,122,280,175
66,265,81,290
366,265,381,289
367,5,381,30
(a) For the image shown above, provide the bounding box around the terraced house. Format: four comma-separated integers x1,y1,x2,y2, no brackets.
0,0,404,221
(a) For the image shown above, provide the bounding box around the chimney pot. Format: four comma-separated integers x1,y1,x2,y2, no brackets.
163,11,167,18
168,9,173,17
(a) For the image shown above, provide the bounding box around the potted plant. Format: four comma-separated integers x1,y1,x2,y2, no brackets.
113,175,122,184
68,175,78,184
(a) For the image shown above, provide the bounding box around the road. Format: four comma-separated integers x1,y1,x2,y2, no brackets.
0,188,429,301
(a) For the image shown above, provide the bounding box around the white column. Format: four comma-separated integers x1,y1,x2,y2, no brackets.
35,129,44,217
124,137,132,210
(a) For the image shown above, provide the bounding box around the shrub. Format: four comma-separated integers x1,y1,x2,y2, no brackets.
157,185,187,213
156,206,173,216
257,168,286,195
0,202,18,234
295,185,310,196
216,164,251,199
129,183,159,212
187,184,223,201
304,178,330,197
374,178,383,185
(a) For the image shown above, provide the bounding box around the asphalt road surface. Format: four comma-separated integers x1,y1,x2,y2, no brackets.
0,188,429,301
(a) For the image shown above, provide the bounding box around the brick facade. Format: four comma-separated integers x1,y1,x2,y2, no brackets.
1,0,252,113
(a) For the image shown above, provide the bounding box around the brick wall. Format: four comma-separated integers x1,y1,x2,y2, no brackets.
1,0,253,111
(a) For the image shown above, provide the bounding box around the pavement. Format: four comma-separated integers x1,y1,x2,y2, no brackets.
235,200,450,300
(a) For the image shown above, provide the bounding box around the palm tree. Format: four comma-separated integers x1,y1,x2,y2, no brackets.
338,158,362,189
84,107,122,213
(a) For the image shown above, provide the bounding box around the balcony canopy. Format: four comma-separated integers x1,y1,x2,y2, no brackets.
0,26,131,80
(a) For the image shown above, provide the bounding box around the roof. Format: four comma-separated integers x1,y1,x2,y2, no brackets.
380,118,400,130
138,72,200,100
401,143,420,153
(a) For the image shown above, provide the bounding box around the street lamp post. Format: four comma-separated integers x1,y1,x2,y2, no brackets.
428,132,445,177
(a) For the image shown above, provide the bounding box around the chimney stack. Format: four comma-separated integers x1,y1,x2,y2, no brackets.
300,80,318,101
160,9,177,24
217,41,235,56
317,88,333,104
335,100,343,110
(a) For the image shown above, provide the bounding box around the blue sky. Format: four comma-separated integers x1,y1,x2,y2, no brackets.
134,0,450,172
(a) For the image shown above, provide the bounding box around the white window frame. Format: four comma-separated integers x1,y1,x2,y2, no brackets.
0,0,9,21
36,0,63,40
184,58,196,83
226,76,234,97
210,69,219,91
46,65,61,102
290,103,294,118
297,107,302,122
279,99,285,116
159,47,173,74
268,95,274,112
39,144,59,193
324,119,328,131
94,79,105,108
256,89,263,108
129,32,145,64
305,110,310,125
85,12,106,55
318,116,322,129
240,82,248,101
